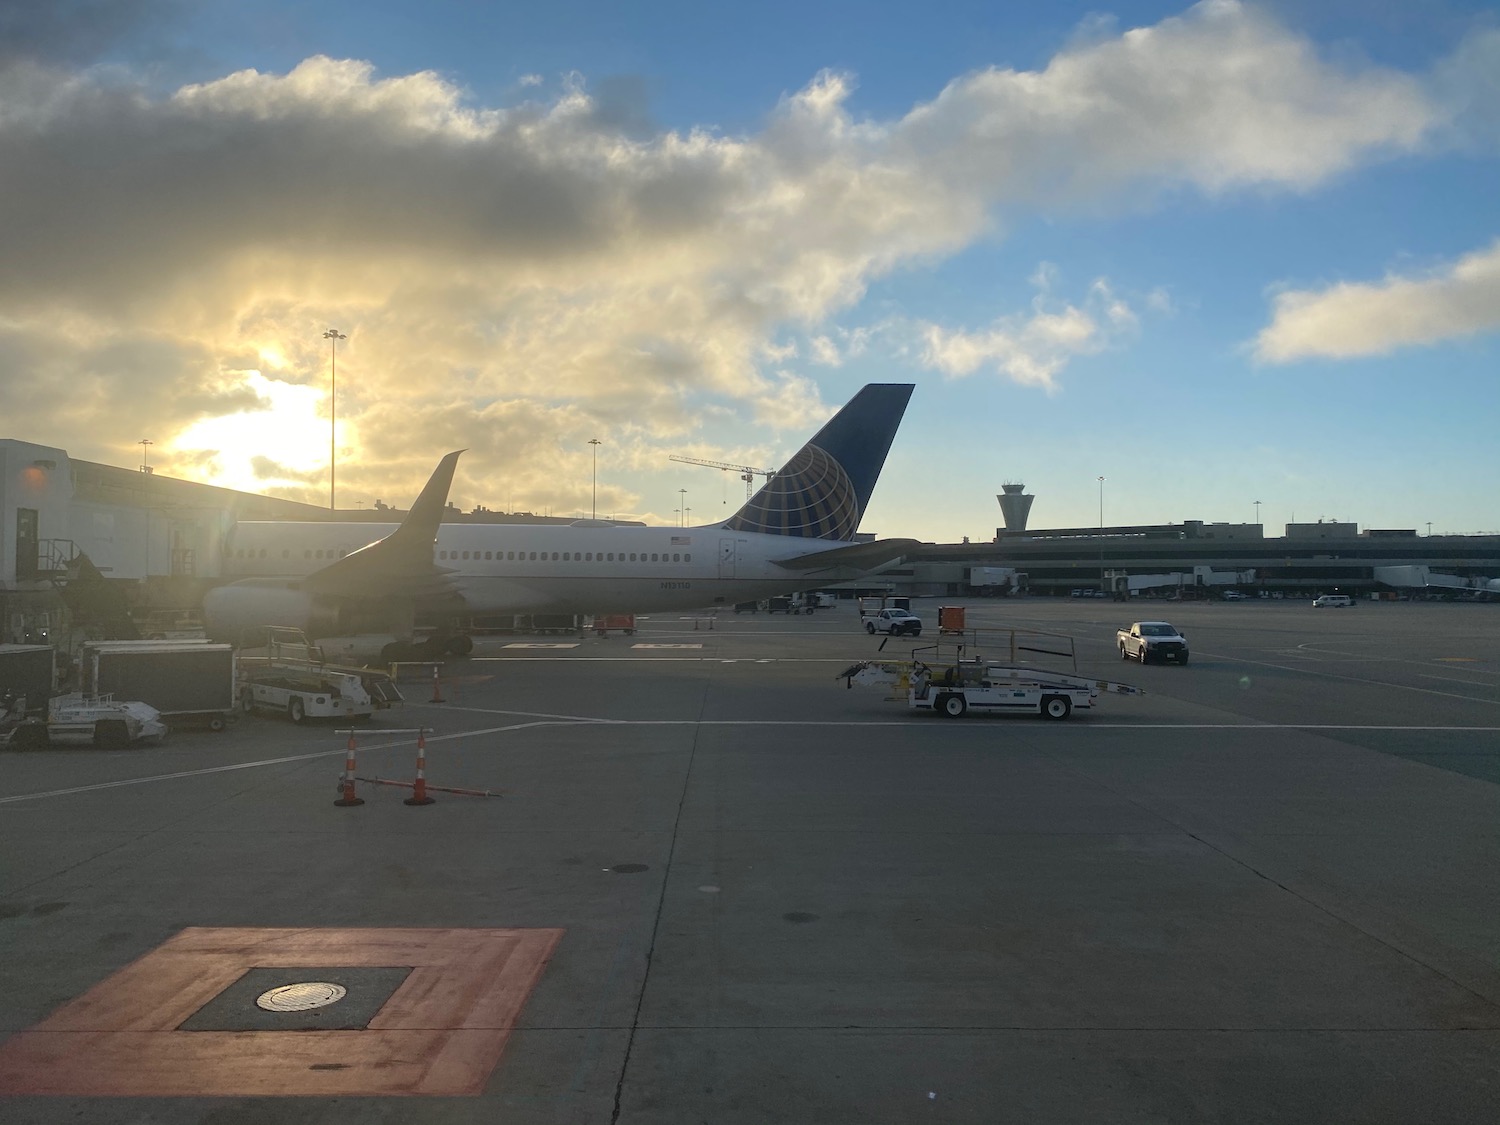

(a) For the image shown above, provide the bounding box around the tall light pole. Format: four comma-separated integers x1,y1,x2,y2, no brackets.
1254,499,1262,526
678,488,687,528
588,438,601,519
1097,476,1106,596
323,328,346,510
139,438,153,473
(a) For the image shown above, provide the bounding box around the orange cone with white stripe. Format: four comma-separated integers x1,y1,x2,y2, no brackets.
335,732,364,807
404,730,435,806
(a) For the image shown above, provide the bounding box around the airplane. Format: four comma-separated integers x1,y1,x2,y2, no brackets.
202,383,919,662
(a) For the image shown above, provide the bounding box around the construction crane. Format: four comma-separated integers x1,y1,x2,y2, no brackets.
669,455,776,501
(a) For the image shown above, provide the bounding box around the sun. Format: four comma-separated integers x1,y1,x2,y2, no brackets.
171,372,342,494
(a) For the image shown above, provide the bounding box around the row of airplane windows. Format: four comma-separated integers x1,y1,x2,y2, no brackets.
227,547,693,563
436,549,692,563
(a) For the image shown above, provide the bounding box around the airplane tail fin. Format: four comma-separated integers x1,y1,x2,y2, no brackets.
721,384,914,539
302,450,464,598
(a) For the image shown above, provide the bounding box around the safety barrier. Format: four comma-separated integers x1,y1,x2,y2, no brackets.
333,727,503,807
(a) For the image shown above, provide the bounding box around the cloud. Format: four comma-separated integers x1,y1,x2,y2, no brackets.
1255,238,1500,362
0,0,188,67
0,1,1478,512
917,272,1142,389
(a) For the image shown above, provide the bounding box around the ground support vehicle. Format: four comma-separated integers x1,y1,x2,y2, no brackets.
838,628,1141,720
592,614,636,636
79,640,236,731
908,661,1139,720
1117,622,1190,665
236,630,401,723
866,608,922,636
733,601,762,614
3,693,169,750
237,662,401,724
769,596,814,614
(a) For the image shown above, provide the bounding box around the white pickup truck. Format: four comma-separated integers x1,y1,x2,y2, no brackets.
1117,621,1190,665
865,608,923,637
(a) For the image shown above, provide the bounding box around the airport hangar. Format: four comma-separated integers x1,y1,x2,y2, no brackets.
3,437,1498,644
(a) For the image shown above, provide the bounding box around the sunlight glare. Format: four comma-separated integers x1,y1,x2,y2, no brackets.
172,372,337,492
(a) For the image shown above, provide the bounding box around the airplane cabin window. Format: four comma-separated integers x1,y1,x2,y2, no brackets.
552,552,559,561
651,553,659,562
672,553,680,562
485,551,492,560
684,553,691,562
529,552,536,560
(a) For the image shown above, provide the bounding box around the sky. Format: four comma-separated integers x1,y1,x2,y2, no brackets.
1,0,1497,541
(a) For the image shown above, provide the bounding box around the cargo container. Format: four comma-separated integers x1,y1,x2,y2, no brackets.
80,640,236,731
0,644,55,715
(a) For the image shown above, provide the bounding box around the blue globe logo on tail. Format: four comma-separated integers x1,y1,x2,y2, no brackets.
719,383,914,541
722,445,860,540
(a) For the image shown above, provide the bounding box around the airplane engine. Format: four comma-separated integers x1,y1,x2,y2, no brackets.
202,579,345,643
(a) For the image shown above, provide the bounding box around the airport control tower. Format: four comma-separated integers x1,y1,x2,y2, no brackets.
998,482,1034,531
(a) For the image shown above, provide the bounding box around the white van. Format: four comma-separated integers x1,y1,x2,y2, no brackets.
1312,594,1354,608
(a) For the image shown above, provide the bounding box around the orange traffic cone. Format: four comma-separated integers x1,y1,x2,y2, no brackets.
335,732,364,807
404,730,436,806
430,664,445,704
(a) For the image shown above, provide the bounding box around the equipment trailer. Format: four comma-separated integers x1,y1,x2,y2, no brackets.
840,627,1141,721
909,660,1134,720
236,629,402,723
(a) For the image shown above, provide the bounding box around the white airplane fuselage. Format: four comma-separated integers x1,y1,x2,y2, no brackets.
223,520,861,616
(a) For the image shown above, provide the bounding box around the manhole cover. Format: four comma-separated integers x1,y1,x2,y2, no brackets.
256,982,348,1012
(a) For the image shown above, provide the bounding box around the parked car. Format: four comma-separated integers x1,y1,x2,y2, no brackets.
1312,595,1354,608
865,608,923,637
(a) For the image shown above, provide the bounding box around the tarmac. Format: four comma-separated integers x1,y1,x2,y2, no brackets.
1,597,1498,1123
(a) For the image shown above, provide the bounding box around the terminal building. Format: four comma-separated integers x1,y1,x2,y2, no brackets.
3,439,1498,646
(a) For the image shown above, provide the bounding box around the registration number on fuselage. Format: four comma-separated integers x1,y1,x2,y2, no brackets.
660,581,692,590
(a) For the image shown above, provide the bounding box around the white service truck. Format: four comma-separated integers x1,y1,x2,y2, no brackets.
1117,621,1190,665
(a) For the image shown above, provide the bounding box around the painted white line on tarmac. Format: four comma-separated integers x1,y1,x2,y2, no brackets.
6,720,1495,806
1418,673,1500,689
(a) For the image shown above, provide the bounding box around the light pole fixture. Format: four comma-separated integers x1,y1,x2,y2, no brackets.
588,437,601,519
139,438,154,473
678,488,687,528
323,328,346,510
